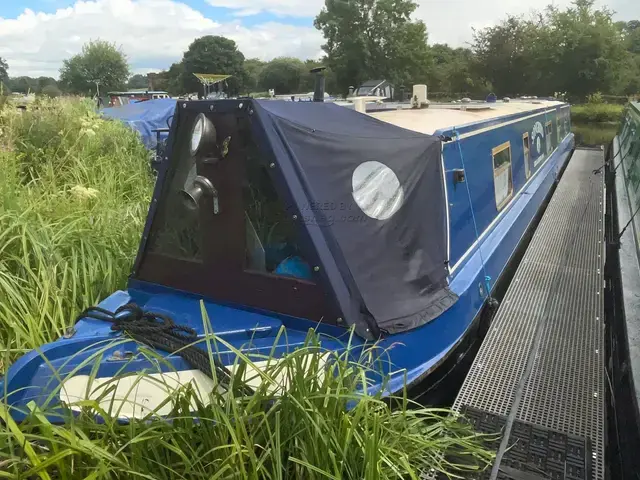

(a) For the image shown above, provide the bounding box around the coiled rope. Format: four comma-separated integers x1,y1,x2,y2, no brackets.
76,303,254,397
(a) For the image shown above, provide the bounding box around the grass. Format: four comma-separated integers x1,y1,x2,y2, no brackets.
0,97,493,478
571,102,625,123
0,317,495,479
0,96,154,355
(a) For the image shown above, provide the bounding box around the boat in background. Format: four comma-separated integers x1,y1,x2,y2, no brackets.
0,82,575,421
607,100,640,476
107,89,171,107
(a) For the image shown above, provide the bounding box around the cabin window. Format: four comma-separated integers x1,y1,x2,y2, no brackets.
492,141,513,210
523,133,531,179
545,121,553,155
242,142,313,281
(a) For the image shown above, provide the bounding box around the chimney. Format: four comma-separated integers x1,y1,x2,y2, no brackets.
310,66,326,102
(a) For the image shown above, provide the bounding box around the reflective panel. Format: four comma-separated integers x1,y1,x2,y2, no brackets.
190,116,204,154
351,161,404,220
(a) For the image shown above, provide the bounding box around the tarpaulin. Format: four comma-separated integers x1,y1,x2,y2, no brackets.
100,98,177,150
252,100,457,334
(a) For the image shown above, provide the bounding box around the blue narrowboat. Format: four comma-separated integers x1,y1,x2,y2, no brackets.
0,95,574,421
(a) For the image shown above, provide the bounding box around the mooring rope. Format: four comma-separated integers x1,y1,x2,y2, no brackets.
76,303,254,397
452,128,493,299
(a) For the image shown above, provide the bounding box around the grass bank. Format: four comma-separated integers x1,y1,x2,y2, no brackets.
0,98,493,478
571,102,625,123
0,97,154,356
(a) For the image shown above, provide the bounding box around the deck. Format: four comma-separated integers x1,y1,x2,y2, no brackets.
452,147,606,480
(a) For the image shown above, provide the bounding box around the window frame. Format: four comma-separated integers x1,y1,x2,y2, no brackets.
136,107,338,324
523,132,531,180
492,141,514,211
545,120,553,155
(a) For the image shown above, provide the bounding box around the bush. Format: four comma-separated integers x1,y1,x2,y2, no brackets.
41,84,62,98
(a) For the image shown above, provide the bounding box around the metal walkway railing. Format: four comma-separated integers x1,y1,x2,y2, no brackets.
453,148,606,480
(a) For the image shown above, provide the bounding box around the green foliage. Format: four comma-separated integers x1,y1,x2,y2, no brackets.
0,325,493,479
258,57,304,94
181,36,246,95
127,73,148,89
59,40,130,95
244,58,266,93
429,44,489,97
40,84,62,98
0,97,153,352
472,0,635,99
314,0,431,95
586,92,604,104
299,59,338,94
571,103,624,123
0,57,8,85
6,76,59,95
149,62,185,96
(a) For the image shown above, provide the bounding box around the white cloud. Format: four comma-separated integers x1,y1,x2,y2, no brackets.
413,0,637,47
1,0,637,79
206,0,324,18
0,0,323,78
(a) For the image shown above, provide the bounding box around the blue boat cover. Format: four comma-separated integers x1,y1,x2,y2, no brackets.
251,100,458,334
100,98,177,150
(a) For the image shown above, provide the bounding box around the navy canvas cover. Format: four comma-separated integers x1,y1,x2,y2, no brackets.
252,100,457,334
101,98,176,150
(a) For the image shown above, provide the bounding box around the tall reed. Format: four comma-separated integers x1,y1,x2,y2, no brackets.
0,317,494,479
0,97,153,355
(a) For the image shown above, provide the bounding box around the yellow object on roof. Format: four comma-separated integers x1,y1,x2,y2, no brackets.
193,74,232,85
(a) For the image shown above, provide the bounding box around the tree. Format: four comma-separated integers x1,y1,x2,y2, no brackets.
0,57,8,84
181,36,246,96
299,59,338,94
0,57,9,95
59,40,130,95
472,0,632,100
428,44,488,98
314,0,432,96
41,84,62,98
243,58,265,93
127,74,148,89
258,57,304,94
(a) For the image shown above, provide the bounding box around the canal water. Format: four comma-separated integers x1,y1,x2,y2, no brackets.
573,121,619,147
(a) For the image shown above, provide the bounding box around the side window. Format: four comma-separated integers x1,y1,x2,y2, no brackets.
243,142,313,281
492,141,513,210
523,133,531,179
557,115,561,141
545,121,553,155
147,118,202,261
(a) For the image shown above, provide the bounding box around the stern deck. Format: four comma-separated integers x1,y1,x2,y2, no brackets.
453,148,606,480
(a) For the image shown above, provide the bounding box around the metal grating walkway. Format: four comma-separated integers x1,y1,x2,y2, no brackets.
453,148,606,480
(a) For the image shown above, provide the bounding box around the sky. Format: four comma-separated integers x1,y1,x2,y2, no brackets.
0,0,637,79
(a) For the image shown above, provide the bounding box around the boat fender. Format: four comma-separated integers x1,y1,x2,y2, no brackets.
486,296,500,319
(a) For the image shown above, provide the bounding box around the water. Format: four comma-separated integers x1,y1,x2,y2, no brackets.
573,121,619,147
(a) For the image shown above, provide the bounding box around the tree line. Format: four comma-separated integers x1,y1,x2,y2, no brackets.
1,0,638,102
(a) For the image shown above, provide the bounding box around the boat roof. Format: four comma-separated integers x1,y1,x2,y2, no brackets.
367,99,567,135
108,90,168,95
360,79,387,87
